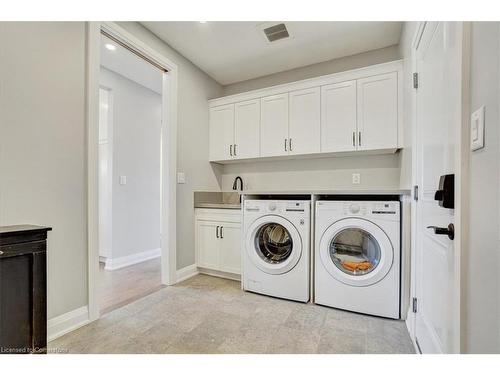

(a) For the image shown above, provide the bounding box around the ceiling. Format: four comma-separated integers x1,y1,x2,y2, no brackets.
141,21,402,85
100,34,163,94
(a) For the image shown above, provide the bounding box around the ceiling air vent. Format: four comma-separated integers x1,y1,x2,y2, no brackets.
263,23,289,42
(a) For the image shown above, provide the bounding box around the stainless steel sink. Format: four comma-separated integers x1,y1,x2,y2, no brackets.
194,191,241,209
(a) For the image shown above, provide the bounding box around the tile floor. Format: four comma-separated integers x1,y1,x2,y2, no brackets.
50,274,415,354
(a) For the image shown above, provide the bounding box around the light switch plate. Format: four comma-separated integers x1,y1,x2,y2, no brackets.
471,106,485,151
119,176,127,185
352,173,361,184
177,172,186,184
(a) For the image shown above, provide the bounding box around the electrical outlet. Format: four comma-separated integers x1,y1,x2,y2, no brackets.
119,176,127,185
352,173,361,184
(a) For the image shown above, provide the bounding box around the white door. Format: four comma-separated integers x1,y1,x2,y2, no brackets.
357,72,398,151
219,223,241,274
234,99,260,160
321,81,357,152
209,104,234,161
196,220,220,270
260,93,289,157
414,22,462,354
289,87,320,155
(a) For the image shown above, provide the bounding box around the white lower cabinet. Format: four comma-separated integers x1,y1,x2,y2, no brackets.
195,209,241,276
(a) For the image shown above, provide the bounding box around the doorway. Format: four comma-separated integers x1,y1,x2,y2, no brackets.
97,32,165,314
87,22,178,322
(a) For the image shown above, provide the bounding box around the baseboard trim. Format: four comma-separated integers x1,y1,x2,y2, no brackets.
104,248,160,271
176,264,198,283
197,267,241,281
47,306,90,342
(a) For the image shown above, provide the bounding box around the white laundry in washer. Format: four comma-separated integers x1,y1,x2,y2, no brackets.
242,199,310,302
315,200,401,319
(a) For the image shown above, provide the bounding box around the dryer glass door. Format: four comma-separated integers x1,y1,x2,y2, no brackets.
329,228,381,276
319,218,394,287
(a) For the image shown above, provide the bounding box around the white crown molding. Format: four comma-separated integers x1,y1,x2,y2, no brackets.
209,60,403,107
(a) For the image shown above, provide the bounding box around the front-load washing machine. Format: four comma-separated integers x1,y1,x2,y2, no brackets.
315,200,400,319
243,199,310,302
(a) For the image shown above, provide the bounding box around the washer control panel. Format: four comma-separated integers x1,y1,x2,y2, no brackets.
244,200,310,215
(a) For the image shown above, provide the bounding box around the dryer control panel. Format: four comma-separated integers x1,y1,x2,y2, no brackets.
316,201,400,221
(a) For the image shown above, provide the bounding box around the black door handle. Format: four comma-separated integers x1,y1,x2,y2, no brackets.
427,223,454,240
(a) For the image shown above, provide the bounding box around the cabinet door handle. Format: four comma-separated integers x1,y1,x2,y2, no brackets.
220,226,224,239
353,131,356,147
233,144,237,156
359,132,362,147
216,226,219,238
284,138,287,151
229,144,233,157
289,138,292,151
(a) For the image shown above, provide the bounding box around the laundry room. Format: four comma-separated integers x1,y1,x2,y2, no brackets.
2,7,500,368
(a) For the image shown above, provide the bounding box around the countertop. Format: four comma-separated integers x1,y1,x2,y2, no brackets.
193,189,410,210
241,189,411,196
195,203,241,209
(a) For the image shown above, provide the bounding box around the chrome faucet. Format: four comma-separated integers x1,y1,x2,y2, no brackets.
232,176,243,192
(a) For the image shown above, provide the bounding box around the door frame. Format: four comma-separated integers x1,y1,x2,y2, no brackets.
86,21,179,322
408,21,470,353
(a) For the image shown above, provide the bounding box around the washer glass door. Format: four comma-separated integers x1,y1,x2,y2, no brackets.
246,215,302,275
255,223,293,264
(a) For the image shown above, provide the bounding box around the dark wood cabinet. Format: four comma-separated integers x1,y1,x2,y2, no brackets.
0,225,51,354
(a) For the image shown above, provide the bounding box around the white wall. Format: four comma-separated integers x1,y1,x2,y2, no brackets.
0,22,87,319
462,22,500,353
116,22,224,269
100,67,162,260
0,22,223,321
222,45,401,96
221,154,401,191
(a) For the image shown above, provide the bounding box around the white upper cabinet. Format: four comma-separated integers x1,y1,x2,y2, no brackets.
260,93,289,157
208,61,402,163
209,104,234,161
234,99,260,159
321,81,357,153
357,72,398,151
289,87,320,155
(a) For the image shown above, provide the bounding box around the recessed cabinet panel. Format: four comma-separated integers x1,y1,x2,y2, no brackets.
321,81,357,152
234,99,260,159
209,104,234,161
357,72,398,151
289,87,320,155
196,221,220,269
218,223,241,274
260,93,289,157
